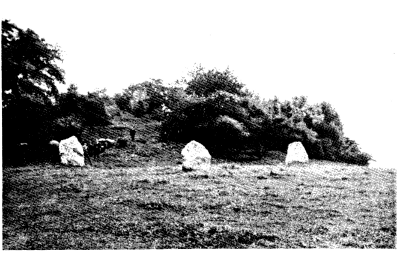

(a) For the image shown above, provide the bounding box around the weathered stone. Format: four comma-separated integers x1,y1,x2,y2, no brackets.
59,136,85,166
181,140,211,172
285,141,309,165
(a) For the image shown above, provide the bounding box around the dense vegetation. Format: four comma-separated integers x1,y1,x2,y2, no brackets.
158,67,372,165
2,20,394,250
2,20,371,166
2,20,112,165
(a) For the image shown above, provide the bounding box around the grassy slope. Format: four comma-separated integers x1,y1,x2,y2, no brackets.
2,161,396,249
2,114,397,249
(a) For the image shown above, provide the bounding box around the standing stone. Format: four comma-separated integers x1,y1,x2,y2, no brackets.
285,141,309,165
181,140,211,172
59,136,85,166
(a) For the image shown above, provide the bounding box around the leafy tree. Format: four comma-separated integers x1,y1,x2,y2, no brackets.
2,20,64,108
292,96,308,110
87,88,113,106
114,92,131,112
140,79,167,113
67,83,79,95
243,90,269,118
57,84,111,126
114,79,167,116
2,20,65,165
84,93,112,126
320,101,343,132
2,20,64,139
162,86,189,112
184,65,245,97
280,100,293,119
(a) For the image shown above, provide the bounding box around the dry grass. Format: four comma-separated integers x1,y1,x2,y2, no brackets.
2,160,396,249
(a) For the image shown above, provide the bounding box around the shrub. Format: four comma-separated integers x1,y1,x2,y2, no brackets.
46,115,84,144
303,139,325,159
339,152,372,166
185,66,245,97
114,93,131,113
161,90,267,159
83,95,112,126
57,86,112,126
105,104,122,118
207,115,250,158
131,100,148,117
116,137,129,148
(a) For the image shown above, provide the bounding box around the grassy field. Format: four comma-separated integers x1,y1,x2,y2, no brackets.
2,159,396,249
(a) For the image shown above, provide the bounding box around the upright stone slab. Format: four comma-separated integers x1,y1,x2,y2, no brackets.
285,141,309,165
59,136,85,166
181,140,211,172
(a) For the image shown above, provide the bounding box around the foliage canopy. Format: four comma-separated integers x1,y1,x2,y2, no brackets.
2,20,65,108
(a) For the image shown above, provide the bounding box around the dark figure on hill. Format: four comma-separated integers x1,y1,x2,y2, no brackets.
130,129,136,141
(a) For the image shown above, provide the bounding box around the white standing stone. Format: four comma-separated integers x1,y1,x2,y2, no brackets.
59,136,85,166
181,140,211,172
285,141,309,165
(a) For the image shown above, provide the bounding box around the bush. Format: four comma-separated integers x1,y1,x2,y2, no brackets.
114,93,131,113
131,100,148,117
161,90,266,159
207,115,250,158
49,115,84,142
249,95,371,165
116,137,129,148
303,139,325,159
105,104,122,118
113,79,170,118
161,99,216,143
58,86,112,126
2,95,59,165
185,66,245,97
83,96,112,126
338,152,372,166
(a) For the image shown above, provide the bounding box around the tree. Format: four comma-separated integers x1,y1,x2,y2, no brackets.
114,79,170,117
2,20,65,136
185,65,245,97
87,88,113,106
2,20,65,164
320,101,343,131
2,20,65,108
114,93,131,112
58,84,112,126
67,83,79,95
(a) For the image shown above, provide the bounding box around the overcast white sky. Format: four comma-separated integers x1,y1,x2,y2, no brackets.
1,0,399,168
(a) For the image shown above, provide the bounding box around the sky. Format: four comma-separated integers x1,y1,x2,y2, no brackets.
1,0,399,168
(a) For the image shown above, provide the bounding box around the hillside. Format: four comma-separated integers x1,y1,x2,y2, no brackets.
2,113,397,249
2,160,396,249
77,113,291,168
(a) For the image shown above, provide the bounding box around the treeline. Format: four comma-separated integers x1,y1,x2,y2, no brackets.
125,66,371,165
2,20,371,166
2,20,112,165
